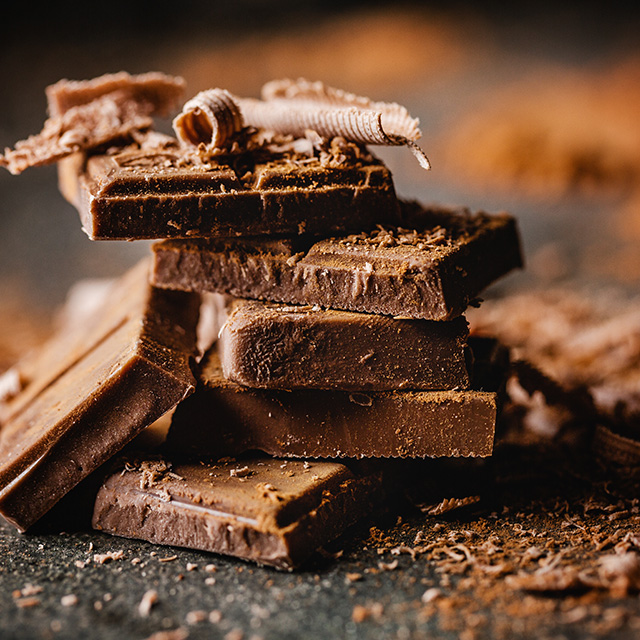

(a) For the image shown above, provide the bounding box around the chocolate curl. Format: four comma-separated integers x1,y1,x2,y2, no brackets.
238,78,431,170
172,89,244,150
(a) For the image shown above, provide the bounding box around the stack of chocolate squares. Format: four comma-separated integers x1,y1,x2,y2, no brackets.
0,72,522,570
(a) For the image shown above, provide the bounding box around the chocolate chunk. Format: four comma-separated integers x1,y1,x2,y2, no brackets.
1,72,185,176
166,347,499,460
45,71,186,119
58,134,399,240
152,202,522,320
92,455,384,570
0,259,199,531
218,298,471,390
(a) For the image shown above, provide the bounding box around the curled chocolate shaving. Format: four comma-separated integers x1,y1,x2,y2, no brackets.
172,89,244,150
238,78,431,170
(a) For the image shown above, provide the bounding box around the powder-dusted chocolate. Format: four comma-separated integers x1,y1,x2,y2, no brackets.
0,260,199,532
218,298,471,390
57,133,399,240
92,455,384,570
152,202,523,321
167,349,499,460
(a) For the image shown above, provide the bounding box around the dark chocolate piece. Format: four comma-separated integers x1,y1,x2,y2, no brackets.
152,202,522,320
167,349,498,460
0,260,199,531
92,455,384,570
58,135,399,240
218,298,471,390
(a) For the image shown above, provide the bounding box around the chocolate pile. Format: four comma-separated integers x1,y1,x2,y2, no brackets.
0,72,522,569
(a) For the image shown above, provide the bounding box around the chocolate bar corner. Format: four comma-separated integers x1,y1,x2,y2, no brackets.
0,259,200,531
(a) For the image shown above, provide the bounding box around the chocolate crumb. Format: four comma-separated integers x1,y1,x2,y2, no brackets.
15,597,41,608
159,555,178,563
93,550,125,564
61,594,78,607
185,610,208,625
345,573,363,583
138,589,159,617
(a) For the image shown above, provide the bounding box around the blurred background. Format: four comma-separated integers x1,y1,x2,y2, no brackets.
1,1,640,366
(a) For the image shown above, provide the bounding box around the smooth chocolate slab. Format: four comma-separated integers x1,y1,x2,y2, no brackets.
92,455,384,570
0,260,199,531
167,349,498,460
218,298,471,390
152,202,523,321
58,136,399,240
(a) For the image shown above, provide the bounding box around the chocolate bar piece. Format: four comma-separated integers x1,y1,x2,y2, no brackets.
0,260,199,531
167,348,498,460
1,72,186,176
152,202,522,321
218,298,471,390
92,455,384,570
58,134,400,240
45,71,186,119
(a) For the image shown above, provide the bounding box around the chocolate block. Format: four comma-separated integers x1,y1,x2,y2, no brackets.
152,202,523,321
218,298,471,390
167,348,498,460
58,135,400,240
1,72,186,176
92,455,384,570
0,260,199,531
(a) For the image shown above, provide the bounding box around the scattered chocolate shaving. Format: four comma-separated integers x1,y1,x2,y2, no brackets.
238,78,430,170
185,610,208,625
15,597,41,608
60,594,78,607
138,589,159,617
421,496,481,516
15,584,43,597
93,550,124,564
159,555,178,563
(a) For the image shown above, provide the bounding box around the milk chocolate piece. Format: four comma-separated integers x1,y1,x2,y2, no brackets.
218,298,471,390
0,260,199,531
1,72,185,176
167,349,498,460
45,71,186,119
59,135,399,240
152,202,522,320
92,455,384,570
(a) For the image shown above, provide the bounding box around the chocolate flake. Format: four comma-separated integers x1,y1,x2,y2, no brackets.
238,78,431,170
138,589,159,617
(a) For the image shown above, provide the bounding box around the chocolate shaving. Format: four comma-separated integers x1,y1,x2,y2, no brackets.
138,589,159,617
420,496,481,516
172,89,244,150
237,78,430,170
